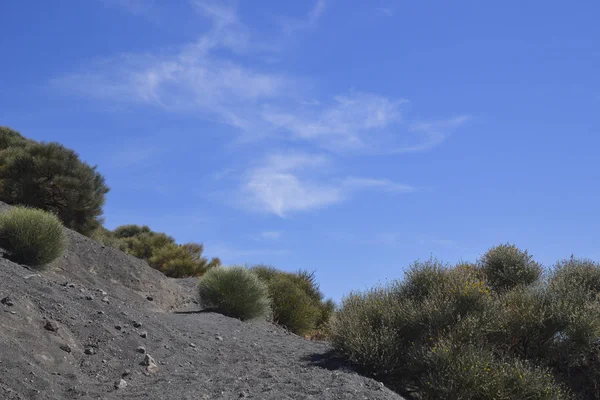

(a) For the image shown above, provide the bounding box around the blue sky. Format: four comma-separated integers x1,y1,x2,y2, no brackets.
2,1,600,302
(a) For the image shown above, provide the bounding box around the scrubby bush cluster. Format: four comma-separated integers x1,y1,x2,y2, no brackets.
332,244,600,399
0,126,109,236
252,265,335,337
109,224,221,278
0,206,65,267
198,266,271,321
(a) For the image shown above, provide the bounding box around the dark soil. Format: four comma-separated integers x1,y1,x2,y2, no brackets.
0,202,404,400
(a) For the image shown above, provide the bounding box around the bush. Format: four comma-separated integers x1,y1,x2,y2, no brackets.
0,129,109,236
266,273,321,335
479,243,542,292
331,249,599,399
113,224,219,278
0,126,30,150
198,266,271,321
252,265,334,336
413,338,569,400
0,206,65,267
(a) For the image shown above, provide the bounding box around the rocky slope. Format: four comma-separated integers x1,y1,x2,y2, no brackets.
0,202,404,400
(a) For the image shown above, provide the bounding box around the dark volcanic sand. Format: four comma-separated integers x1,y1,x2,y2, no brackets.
0,203,404,400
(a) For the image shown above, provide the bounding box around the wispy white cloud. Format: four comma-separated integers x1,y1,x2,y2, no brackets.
262,92,406,151
242,153,342,216
342,177,416,193
54,1,468,155
278,0,327,35
393,115,471,153
241,152,414,216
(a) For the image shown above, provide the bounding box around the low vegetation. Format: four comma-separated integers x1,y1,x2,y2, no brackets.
252,265,335,337
198,266,271,321
110,224,220,278
0,206,65,267
331,245,600,399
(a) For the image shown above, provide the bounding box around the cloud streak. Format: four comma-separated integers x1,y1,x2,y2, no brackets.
54,1,468,155
241,152,415,216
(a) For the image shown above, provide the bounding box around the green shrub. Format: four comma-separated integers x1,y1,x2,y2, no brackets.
413,338,569,400
331,249,597,399
0,206,65,267
398,258,449,301
251,265,333,336
113,224,152,239
479,243,543,292
198,266,271,321
266,273,321,335
112,224,220,278
0,126,30,150
0,130,109,236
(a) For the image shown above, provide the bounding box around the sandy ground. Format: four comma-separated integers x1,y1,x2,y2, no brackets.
0,202,404,400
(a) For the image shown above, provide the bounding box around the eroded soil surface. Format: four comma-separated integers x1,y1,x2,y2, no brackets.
0,202,404,400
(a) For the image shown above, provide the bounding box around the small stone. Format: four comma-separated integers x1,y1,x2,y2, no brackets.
133,321,142,328
146,296,154,302
84,347,96,355
136,346,146,354
1,296,14,306
115,325,122,331
79,288,85,293
68,283,76,288
139,331,148,338
44,321,59,332
239,391,248,398
60,345,72,353
97,311,105,315
215,335,224,341
140,354,158,373
102,297,110,303
114,379,127,389
189,343,196,348
122,369,131,377
85,295,94,301
9,311,16,315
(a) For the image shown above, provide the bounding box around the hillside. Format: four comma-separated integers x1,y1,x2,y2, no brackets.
0,202,403,400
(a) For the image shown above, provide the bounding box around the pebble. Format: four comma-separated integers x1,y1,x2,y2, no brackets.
140,354,159,373
146,296,154,302
84,347,96,355
215,335,224,341
85,295,94,301
133,321,142,328
1,296,14,306
189,343,196,348
44,321,59,332
102,297,110,304
59,345,72,353
139,331,148,338
115,325,122,331
114,379,128,389
136,346,146,354
122,369,131,377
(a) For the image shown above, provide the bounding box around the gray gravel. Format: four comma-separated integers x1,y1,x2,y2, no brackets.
0,202,404,400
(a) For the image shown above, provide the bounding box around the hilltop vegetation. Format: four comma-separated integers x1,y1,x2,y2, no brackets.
332,245,600,399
